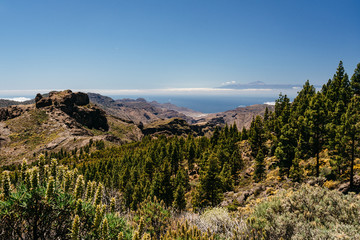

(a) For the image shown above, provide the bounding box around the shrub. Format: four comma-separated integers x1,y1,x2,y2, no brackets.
0,159,131,240
249,184,360,239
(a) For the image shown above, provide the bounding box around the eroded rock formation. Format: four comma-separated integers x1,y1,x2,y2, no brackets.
35,90,108,131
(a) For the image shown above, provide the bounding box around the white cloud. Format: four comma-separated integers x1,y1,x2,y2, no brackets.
0,87,300,98
80,88,275,96
1,97,31,102
221,81,237,86
264,101,276,105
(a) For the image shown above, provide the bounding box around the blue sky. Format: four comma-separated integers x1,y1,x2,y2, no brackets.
1,0,359,92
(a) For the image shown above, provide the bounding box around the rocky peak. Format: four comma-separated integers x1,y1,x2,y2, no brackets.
35,90,89,111
35,90,108,131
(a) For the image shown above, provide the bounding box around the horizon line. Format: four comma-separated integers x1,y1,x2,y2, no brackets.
0,87,303,97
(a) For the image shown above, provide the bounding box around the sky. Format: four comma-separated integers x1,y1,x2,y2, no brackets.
1,0,360,93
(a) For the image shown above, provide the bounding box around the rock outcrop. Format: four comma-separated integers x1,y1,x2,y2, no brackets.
141,118,196,136
0,106,26,121
35,90,108,131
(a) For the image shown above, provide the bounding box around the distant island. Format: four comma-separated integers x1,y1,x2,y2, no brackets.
219,80,304,89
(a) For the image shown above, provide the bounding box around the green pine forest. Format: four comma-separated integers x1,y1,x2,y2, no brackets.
1,61,360,239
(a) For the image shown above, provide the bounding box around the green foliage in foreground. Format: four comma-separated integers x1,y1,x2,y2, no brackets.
0,158,131,240
3,161,360,239
249,184,360,239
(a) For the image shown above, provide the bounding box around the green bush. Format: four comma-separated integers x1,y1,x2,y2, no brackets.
249,184,360,239
0,160,131,240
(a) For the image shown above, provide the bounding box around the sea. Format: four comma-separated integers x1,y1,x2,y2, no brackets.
1,90,298,113
108,95,281,113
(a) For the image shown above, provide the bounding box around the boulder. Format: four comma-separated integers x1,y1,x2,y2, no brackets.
0,106,24,121
75,92,89,106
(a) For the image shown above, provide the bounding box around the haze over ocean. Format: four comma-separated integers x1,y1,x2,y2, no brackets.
1,87,297,113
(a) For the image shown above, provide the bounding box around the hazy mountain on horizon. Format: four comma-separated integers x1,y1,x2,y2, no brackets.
219,80,304,89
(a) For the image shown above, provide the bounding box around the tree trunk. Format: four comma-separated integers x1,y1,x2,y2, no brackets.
350,136,355,189
316,151,320,177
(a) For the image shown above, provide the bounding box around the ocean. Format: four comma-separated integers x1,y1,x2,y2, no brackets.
108,95,282,113
1,89,298,113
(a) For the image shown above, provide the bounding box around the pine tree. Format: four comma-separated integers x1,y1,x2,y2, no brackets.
249,115,266,157
211,127,220,147
241,126,248,140
254,150,266,182
275,124,297,177
350,63,360,95
229,148,243,182
264,106,269,121
274,93,291,128
219,163,234,191
150,160,173,206
193,154,223,208
172,185,186,211
305,92,327,177
342,96,360,188
187,140,196,171
289,136,305,182
323,61,352,118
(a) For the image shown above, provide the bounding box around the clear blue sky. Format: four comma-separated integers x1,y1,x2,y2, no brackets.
1,0,359,91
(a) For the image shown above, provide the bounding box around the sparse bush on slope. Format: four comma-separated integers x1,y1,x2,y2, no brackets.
249,184,360,239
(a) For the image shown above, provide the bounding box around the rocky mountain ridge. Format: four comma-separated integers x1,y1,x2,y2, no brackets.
87,93,197,124
0,91,273,163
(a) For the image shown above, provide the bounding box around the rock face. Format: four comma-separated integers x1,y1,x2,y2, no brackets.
35,90,108,131
141,118,196,136
35,90,89,110
0,106,25,121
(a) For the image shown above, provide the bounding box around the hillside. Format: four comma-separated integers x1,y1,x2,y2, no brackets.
88,93,274,131
88,93,197,124
195,104,274,130
0,90,143,164
0,91,273,164
0,98,34,108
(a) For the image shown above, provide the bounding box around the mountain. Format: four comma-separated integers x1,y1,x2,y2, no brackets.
0,98,34,108
0,90,143,164
148,100,205,118
87,93,198,124
87,92,273,130
0,91,274,163
195,104,274,130
219,81,302,89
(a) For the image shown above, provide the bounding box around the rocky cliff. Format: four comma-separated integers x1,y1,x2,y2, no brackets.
35,90,108,131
